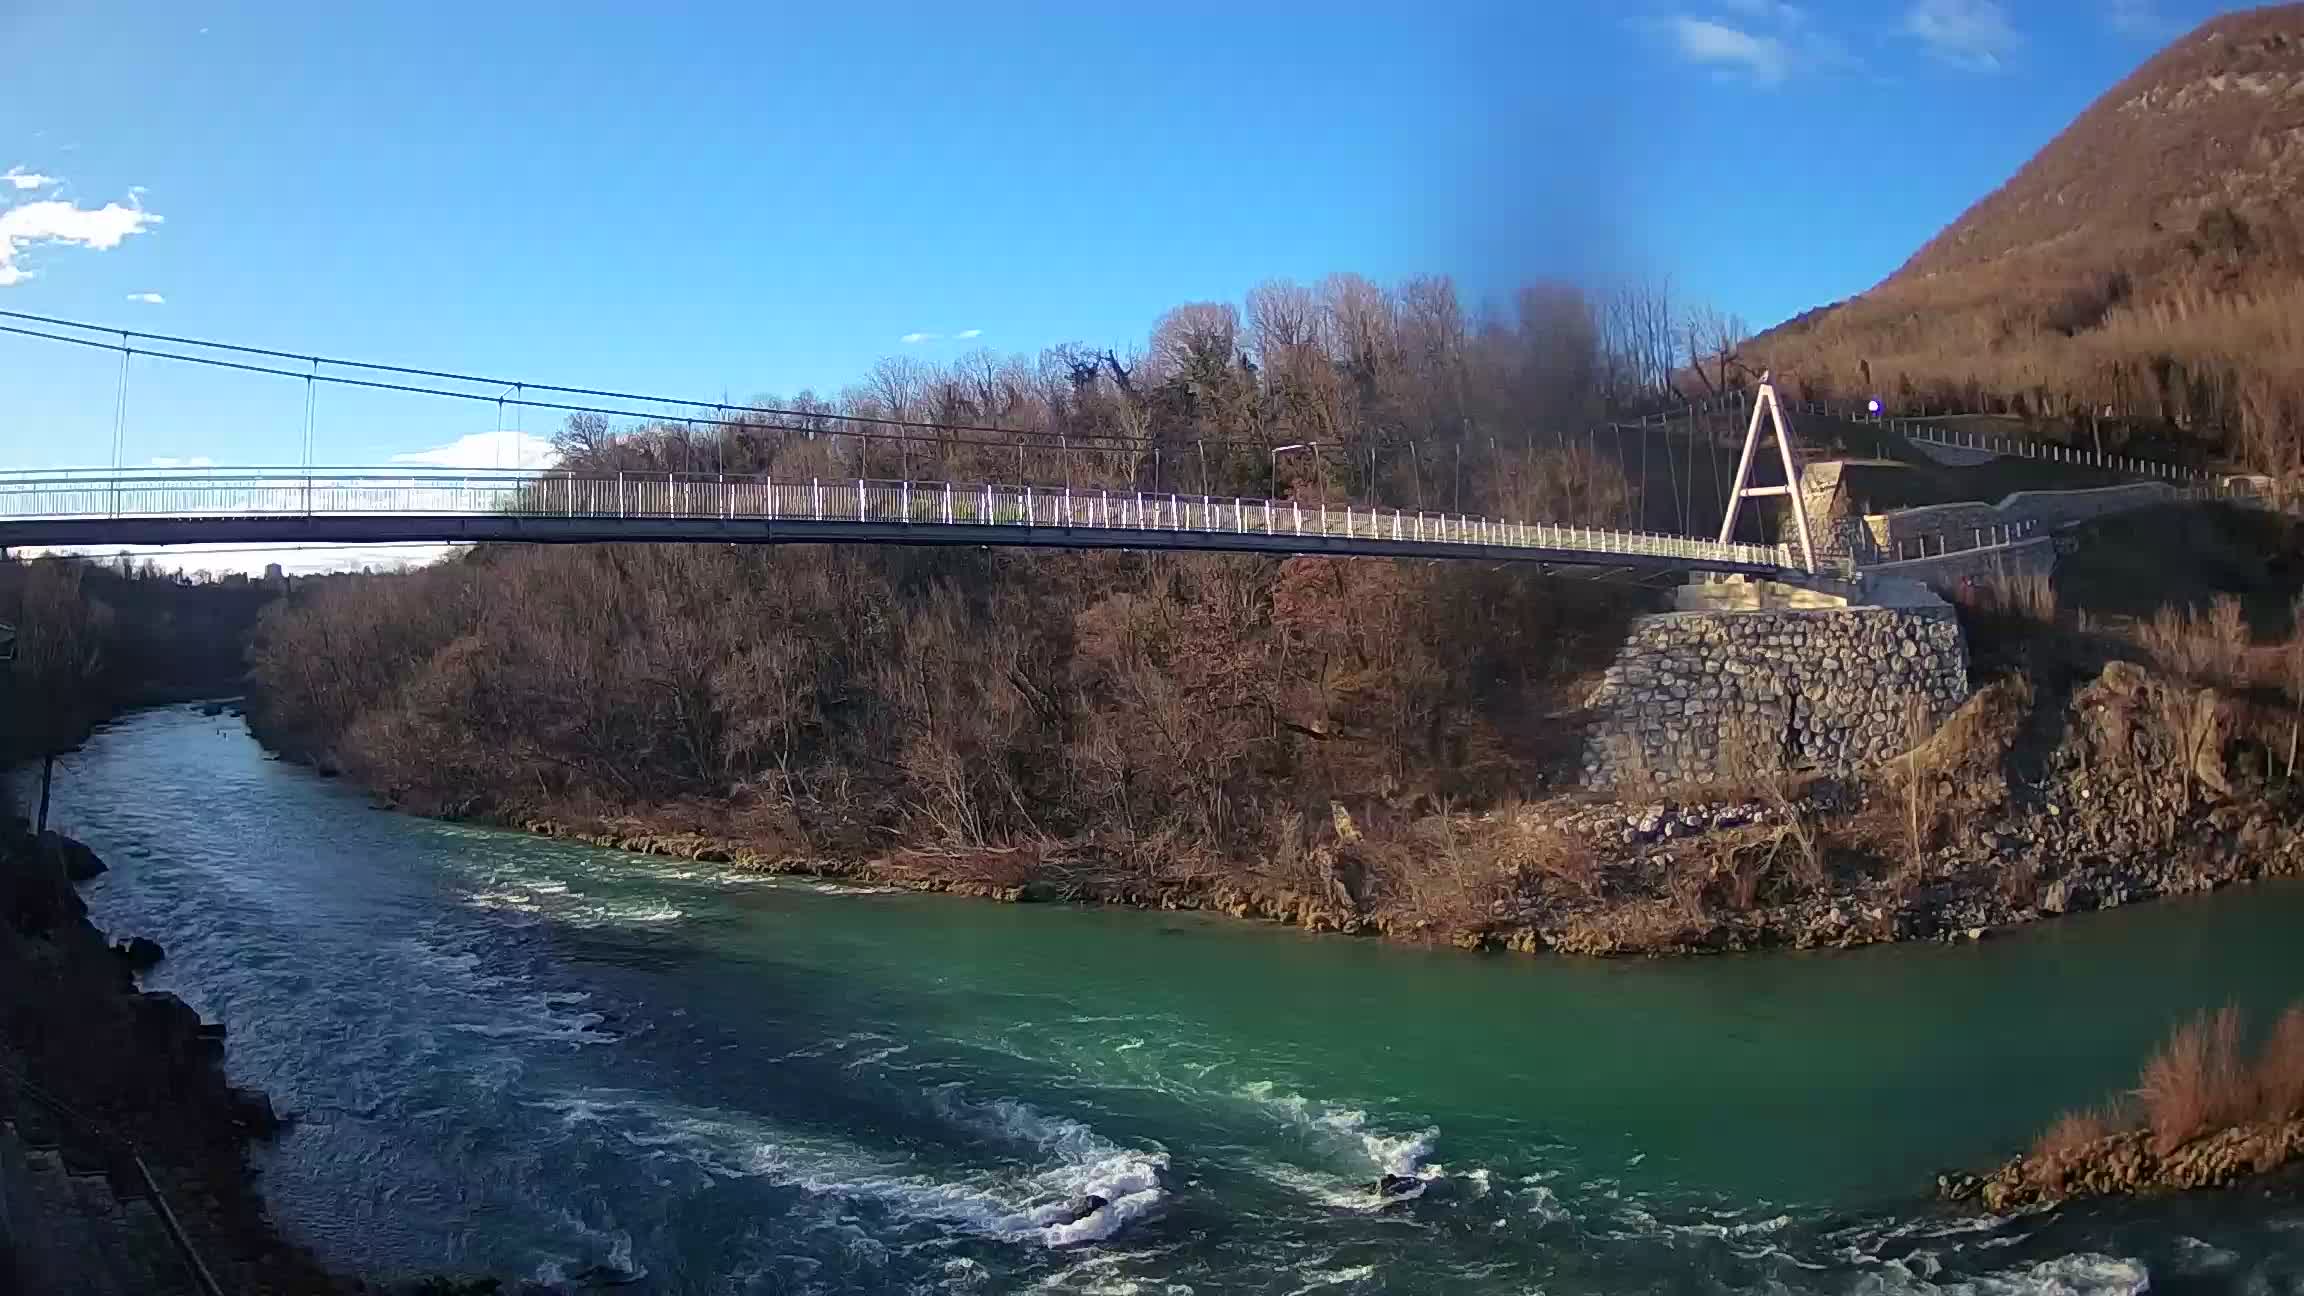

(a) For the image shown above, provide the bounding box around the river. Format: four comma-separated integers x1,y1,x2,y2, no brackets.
20,705,2304,1294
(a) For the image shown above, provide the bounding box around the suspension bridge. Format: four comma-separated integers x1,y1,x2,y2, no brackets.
0,466,1792,579
2,310,2144,582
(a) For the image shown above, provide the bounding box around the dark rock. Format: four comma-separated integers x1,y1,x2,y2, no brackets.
114,936,165,970
39,831,106,882
1060,1194,1110,1224
226,1086,284,1138
1936,1171,1982,1201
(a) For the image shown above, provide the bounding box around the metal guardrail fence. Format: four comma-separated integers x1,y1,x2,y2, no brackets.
1645,389,2201,483
0,1060,226,1296
1870,519,2043,565
0,469,1793,570
1871,418,2198,481
1850,478,2284,571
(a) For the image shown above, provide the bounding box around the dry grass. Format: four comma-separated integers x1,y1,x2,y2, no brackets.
2036,1000,2304,1160
1949,571,2065,675
2136,1005,2254,1154
1900,697,1941,874
2031,1106,2120,1161
2136,594,2253,689
1667,858,1710,924
2258,1005,2304,1121
1744,4,2304,472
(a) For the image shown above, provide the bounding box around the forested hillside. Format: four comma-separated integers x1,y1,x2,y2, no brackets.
1,558,276,766
1747,5,2304,470
247,273,1686,896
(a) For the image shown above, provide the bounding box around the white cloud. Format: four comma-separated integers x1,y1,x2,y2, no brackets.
0,195,162,286
899,331,940,344
1720,0,1804,23
146,455,215,468
1904,0,2018,70
955,328,983,340
126,291,164,304
2108,0,2170,38
387,429,561,470
1662,17,1791,86
3,167,56,191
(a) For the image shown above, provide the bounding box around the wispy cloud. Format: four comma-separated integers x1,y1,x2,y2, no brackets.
0,193,162,286
147,455,215,468
389,430,561,470
955,328,983,340
2107,0,2171,38
1647,4,1862,87
1659,16,1790,86
3,167,56,191
899,331,941,344
1904,0,2018,70
1720,0,1802,22
126,291,164,304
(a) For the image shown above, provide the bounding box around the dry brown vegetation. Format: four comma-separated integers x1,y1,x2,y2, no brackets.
1745,7,2304,472
0,558,274,764
247,274,1691,913
2036,1000,2304,1160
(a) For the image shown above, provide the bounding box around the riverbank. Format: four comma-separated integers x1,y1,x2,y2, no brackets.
45,701,2304,1294
440,655,2304,959
1942,1001,2304,1211
0,816,525,1294
0,818,351,1293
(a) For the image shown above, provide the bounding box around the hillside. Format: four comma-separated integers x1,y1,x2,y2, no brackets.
1748,5,2304,471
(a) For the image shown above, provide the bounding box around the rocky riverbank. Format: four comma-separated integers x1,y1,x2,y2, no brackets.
1940,1119,2304,1212
484,658,2304,959
0,818,345,1293
0,817,537,1294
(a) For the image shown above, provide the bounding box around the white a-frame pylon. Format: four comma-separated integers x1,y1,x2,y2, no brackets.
1717,374,1817,574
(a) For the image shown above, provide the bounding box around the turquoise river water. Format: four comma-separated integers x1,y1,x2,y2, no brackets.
22,706,2304,1294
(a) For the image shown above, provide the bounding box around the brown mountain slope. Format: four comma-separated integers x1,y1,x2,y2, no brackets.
1747,5,2304,470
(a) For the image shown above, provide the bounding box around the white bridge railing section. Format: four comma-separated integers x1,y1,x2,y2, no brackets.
0,468,1791,570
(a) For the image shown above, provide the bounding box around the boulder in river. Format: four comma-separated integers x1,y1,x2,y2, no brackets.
114,936,165,970
1059,1194,1109,1225
39,831,106,882
227,1085,285,1138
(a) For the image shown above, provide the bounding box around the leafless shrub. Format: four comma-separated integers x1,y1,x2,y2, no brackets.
2030,1106,2120,1161
2256,1004,2304,1121
2136,1005,2252,1155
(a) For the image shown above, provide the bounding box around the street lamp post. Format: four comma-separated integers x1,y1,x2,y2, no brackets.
1272,443,1311,498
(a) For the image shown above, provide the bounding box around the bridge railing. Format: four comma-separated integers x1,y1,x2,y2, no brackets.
0,469,1793,570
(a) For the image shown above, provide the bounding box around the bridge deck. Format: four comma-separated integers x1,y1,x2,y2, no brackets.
0,470,1791,577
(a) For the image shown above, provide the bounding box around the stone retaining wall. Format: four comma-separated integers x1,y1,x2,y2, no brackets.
1582,603,1969,788
1863,536,2057,597
1862,482,2178,548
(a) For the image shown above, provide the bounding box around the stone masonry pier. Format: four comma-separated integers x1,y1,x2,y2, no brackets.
1581,578,1969,788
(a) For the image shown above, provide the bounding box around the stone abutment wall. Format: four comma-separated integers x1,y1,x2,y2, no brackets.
1582,603,1969,788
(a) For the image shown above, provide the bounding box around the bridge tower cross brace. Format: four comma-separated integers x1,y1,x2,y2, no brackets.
1717,376,1817,574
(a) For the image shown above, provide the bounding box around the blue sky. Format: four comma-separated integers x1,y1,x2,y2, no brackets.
0,0,2242,481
